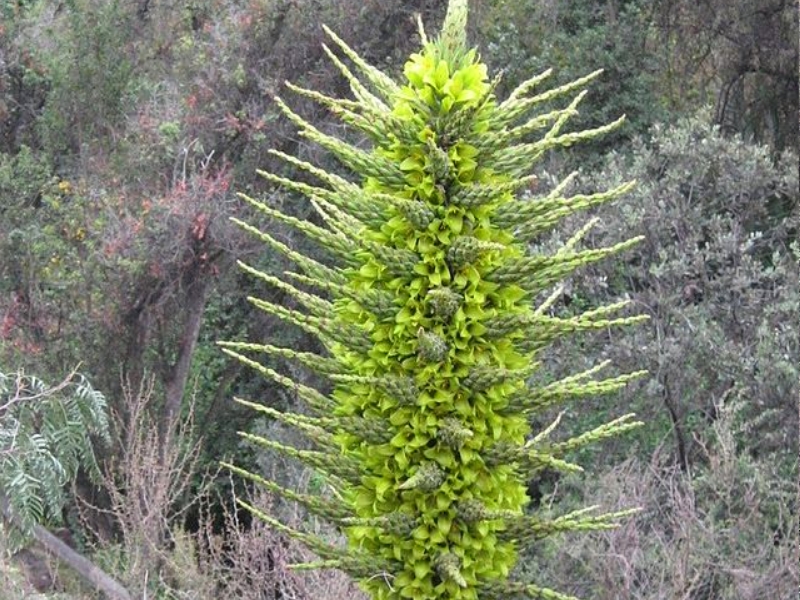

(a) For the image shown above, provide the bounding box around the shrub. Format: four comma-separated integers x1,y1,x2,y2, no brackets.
0,368,109,549
553,113,799,471
516,397,798,599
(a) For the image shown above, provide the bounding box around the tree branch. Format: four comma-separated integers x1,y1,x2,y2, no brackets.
1,496,132,600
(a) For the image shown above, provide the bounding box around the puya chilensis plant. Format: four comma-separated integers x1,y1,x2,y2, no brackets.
220,1,647,598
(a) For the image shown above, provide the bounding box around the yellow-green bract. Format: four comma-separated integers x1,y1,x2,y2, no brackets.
220,1,647,598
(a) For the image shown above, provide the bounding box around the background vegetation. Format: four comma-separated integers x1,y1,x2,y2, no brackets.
0,0,797,598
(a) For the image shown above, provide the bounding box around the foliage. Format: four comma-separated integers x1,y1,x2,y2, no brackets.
0,369,109,548
0,0,795,596
223,1,646,598
546,113,799,471
192,487,368,600
79,376,364,600
648,0,798,152
479,0,670,164
478,0,798,161
515,397,797,599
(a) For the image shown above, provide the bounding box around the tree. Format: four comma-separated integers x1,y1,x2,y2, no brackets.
650,0,798,152
223,1,646,598
0,368,109,542
0,368,135,599
477,0,670,155
565,113,799,472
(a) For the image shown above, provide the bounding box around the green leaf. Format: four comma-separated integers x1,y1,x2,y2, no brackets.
433,60,450,90
375,478,392,500
413,525,430,541
437,515,453,537
414,561,432,579
445,212,464,234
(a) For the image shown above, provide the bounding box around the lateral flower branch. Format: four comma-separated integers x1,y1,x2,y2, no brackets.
221,1,647,598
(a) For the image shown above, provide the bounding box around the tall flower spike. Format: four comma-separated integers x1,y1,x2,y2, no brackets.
225,1,646,598
440,0,468,59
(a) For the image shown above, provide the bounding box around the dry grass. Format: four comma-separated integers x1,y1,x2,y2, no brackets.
71,375,366,599
187,485,367,600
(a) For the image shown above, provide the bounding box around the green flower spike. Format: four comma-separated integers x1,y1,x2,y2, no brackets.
223,1,647,598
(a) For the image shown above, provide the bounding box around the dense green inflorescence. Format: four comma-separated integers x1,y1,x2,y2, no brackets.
221,1,647,598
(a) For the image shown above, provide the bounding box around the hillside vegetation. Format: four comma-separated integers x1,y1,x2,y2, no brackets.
0,0,797,598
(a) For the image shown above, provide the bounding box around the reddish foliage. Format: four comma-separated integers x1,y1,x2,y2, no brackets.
192,213,209,242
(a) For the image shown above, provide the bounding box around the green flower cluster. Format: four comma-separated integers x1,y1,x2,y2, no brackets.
221,1,646,598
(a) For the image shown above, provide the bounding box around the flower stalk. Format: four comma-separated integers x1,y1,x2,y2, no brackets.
223,1,646,598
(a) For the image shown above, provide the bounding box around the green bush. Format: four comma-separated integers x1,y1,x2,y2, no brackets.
480,0,670,163
0,369,109,549
555,113,798,470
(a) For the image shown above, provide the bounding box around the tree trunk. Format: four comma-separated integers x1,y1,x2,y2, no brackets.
160,272,209,445
1,496,132,600
31,523,133,600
